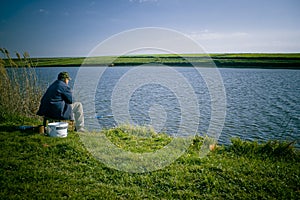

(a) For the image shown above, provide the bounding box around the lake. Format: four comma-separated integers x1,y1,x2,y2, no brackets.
35,66,300,148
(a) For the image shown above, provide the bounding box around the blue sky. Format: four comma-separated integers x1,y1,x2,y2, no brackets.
0,0,299,57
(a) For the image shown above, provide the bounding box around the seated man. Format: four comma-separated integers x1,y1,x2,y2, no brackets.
37,72,86,132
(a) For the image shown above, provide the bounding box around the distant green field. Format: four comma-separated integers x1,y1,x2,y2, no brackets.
6,53,300,68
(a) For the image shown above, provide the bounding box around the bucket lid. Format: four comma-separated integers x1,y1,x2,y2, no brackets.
48,122,68,127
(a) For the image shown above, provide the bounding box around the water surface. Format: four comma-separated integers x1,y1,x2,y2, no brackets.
35,67,300,147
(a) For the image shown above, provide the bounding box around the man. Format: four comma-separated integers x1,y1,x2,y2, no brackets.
37,72,86,132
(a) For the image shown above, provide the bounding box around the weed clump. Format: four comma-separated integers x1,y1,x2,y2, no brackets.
0,48,42,122
103,124,172,153
229,138,299,161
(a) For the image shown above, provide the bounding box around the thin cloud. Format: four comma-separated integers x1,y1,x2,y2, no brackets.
129,0,158,3
188,30,249,40
187,30,300,53
38,8,49,15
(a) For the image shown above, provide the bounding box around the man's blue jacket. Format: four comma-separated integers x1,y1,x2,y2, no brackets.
37,80,73,120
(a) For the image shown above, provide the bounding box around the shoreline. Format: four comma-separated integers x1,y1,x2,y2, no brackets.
4,53,300,69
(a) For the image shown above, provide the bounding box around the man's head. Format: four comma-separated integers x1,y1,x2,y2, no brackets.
58,72,71,84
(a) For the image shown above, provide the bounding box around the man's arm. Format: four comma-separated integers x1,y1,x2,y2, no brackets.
61,86,73,104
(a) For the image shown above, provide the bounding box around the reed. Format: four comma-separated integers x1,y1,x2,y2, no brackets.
0,48,42,122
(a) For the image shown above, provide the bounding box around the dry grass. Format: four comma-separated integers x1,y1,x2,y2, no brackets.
0,48,42,121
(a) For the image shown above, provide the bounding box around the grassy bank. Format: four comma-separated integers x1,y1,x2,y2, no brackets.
6,53,300,69
1,121,299,199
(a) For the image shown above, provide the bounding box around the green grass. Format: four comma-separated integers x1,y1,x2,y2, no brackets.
104,124,172,153
1,121,299,199
5,53,300,68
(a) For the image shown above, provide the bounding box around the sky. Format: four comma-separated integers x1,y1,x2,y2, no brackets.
0,0,300,57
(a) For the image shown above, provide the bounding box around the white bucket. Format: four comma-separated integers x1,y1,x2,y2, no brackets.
47,122,68,138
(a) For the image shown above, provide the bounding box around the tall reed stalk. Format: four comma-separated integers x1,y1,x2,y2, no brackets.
0,48,42,122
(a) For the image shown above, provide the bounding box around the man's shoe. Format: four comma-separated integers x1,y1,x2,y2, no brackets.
77,128,87,132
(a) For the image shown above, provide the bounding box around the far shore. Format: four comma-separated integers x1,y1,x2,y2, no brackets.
5,53,300,69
